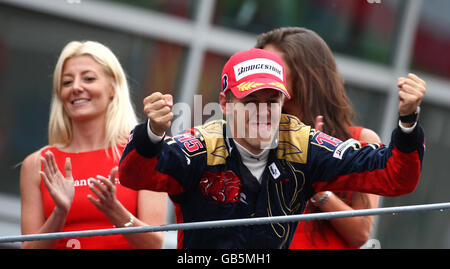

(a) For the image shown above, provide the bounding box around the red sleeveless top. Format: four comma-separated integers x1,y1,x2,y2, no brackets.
289,126,364,249
40,146,138,249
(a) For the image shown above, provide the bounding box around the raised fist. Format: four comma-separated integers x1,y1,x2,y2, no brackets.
143,92,173,136
397,73,426,117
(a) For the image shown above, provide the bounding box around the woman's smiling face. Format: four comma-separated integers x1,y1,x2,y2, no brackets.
60,55,114,122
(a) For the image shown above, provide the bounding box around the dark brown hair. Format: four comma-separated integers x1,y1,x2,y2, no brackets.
256,27,355,140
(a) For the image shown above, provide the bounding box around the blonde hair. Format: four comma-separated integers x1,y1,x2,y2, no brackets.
49,41,138,160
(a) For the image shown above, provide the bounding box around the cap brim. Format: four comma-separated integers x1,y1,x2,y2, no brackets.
229,79,291,99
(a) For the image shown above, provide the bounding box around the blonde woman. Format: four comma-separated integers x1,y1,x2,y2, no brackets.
20,41,166,249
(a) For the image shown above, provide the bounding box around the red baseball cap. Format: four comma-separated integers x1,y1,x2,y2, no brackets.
221,48,291,99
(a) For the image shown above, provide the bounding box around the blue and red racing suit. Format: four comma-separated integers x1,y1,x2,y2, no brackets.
119,114,425,249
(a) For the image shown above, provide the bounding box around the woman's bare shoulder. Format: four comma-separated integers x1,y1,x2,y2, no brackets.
21,146,50,182
360,128,381,144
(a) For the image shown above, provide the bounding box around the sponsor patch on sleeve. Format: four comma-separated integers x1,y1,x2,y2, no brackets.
312,132,342,152
173,133,205,155
332,138,360,159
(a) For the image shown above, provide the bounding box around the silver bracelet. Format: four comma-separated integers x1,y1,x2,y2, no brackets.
114,212,135,228
310,191,332,206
